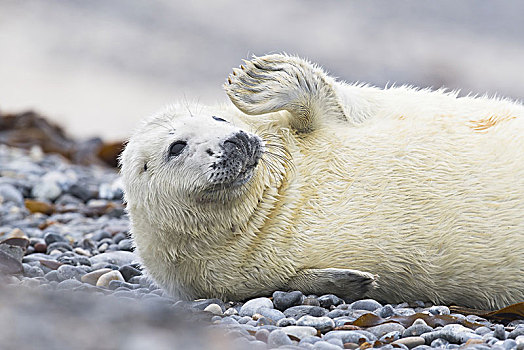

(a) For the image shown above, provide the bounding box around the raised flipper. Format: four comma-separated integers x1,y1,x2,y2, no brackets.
224,54,349,133
286,268,377,300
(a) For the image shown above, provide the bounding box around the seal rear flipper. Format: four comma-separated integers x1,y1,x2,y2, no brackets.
286,268,377,300
224,54,349,133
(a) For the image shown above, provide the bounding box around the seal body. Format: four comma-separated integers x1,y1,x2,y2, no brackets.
121,54,524,309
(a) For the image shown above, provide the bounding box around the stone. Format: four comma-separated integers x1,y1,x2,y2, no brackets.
117,238,133,251
509,327,524,339
44,270,61,282
255,328,270,343
81,268,113,285
0,184,24,206
43,232,68,245
273,290,304,311
430,338,449,347
277,317,297,327
475,327,492,336
247,340,267,350
302,297,321,307
366,323,405,338
428,305,450,315
494,325,507,340
296,315,335,333
515,335,524,350
402,322,433,337
89,251,137,267
204,303,223,315
22,263,44,278
267,329,293,348
46,242,72,254
224,307,238,316
380,331,401,343
326,309,350,319
56,279,83,290
313,341,342,350
118,264,142,281
257,306,286,322
350,299,382,311
323,330,370,344
421,328,482,344
239,297,273,317
0,243,24,274
96,270,125,287
392,336,426,349
503,339,517,350
189,298,225,311
299,336,323,345
56,264,87,281
318,294,343,309
284,305,328,319
378,304,395,318
281,325,318,340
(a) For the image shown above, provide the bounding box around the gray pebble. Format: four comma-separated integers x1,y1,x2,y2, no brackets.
56,264,87,281
495,324,507,340
351,299,382,311
46,242,72,254
302,297,321,307
509,327,524,339
296,315,335,333
380,331,401,343
0,184,24,206
378,304,395,318
247,340,267,350
117,238,133,251
44,270,60,282
318,294,343,309
281,325,317,340
267,329,293,348
431,338,449,347
277,317,297,327
273,290,304,311
325,338,344,347
326,309,350,319
257,306,285,322
403,323,434,337
428,306,450,315
22,263,44,278
323,330,370,344
118,264,141,281
44,232,68,245
366,323,405,338
503,339,517,350
299,336,322,345
476,327,492,336
239,297,273,317
313,341,342,350
56,279,83,290
89,251,137,267
284,305,328,319
255,328,269,342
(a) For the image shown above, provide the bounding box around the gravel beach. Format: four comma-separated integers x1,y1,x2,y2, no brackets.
0,143,523,350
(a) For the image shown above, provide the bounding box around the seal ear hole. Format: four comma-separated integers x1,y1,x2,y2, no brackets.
143,163,148,172
168,141,187,158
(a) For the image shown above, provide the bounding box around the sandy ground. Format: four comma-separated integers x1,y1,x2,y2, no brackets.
1,0,523,141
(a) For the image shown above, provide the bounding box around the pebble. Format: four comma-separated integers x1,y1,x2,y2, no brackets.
203,303,223,315
392,336,426,349
277,317,298,327
0,184,24,206
312,341,342,350
351,299,382,311
89,251,137,267
284,305,328,319
281,325,318,340
494,325,507,340
428,305,451,315
296,315,335,333
273,290,304,311
267,329,294,348
118,264,142,281
239,297,273,317
318,294,343,309
257,306,286,322
81,268,113,285
324,330,371,344
378,304,395,318
96,270,125,287
255,328,270,342
403,319,433,337
366,323,406,338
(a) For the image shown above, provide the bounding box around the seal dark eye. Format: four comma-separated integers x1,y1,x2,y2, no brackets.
212,116,228,123
168,141,187,158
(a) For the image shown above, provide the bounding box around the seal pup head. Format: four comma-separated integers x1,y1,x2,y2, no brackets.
120,106,265,210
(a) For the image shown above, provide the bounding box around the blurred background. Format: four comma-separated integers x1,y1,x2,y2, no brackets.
1,0,523,141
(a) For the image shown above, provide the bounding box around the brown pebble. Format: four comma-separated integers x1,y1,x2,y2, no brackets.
39,259,63,270
25,199,54,215
464,339,485,346
359,341,373,349
392,336,426,349
344,343,360,350
34,242,47,253
1,237,30,250
81,268,113,285
7,228,27,239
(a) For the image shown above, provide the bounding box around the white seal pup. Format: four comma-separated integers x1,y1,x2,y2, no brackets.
120,54,524,310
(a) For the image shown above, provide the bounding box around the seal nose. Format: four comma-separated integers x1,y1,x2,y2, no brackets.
222,131,261,167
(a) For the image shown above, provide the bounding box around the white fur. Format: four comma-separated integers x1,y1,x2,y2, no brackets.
121,54,524,309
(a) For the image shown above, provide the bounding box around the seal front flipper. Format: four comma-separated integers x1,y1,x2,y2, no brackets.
224,54,349,133
286,268,377,300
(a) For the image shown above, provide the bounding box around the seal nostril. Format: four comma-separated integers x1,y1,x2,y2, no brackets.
206,149,214,156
